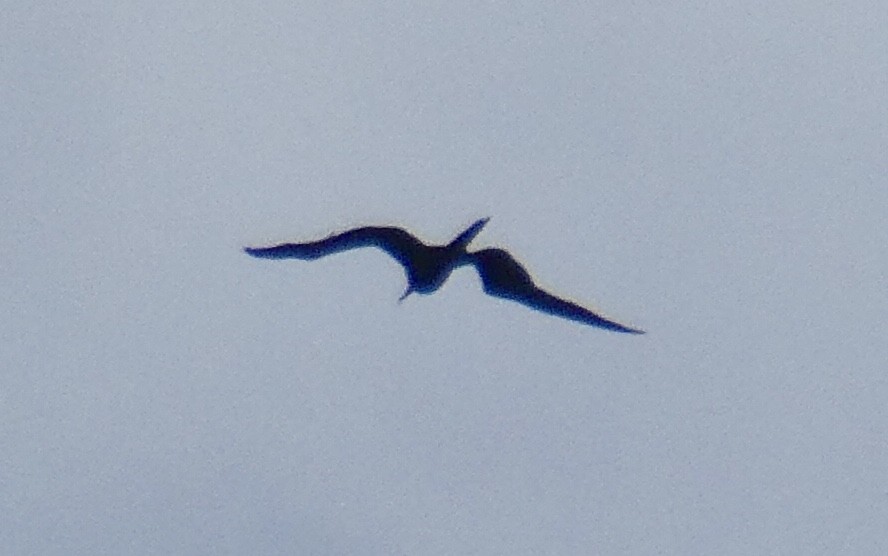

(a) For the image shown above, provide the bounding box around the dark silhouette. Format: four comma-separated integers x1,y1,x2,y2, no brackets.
245,218,643,334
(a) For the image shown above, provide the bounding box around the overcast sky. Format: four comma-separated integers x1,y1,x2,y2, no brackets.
3,1,887,554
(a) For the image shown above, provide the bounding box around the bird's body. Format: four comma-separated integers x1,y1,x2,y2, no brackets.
245,218,643,334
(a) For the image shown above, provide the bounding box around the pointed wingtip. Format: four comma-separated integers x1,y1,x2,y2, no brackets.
611,321,645,334
244,246,270,258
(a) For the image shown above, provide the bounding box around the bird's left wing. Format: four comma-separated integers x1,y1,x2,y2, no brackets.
244,226,426,271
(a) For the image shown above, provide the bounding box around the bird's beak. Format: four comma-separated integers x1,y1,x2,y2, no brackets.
398,286,413,303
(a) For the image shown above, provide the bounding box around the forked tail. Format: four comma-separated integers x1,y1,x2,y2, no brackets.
448,217,490,251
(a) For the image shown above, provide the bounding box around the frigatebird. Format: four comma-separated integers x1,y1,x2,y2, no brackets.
244,218,643,334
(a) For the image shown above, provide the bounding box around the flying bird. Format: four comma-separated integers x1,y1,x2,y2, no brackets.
244,218,643,334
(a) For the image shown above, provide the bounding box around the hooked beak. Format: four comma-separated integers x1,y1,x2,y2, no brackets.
398,285,414,303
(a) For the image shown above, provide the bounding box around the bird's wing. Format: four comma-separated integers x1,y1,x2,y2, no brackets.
504,287,645,334
469,248,644,334
244,226,426,270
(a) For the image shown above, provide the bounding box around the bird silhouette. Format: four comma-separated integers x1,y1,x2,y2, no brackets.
244,218,644,334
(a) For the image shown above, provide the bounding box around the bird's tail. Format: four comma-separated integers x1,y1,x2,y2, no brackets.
448,217,489,250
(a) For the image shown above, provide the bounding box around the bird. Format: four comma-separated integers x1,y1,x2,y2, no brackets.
244,218,644,334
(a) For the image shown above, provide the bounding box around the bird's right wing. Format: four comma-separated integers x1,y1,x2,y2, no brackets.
244,226,425,270
469,248,644,334
508,287,645,334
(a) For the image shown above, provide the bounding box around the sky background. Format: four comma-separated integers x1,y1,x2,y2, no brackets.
3,1,887,554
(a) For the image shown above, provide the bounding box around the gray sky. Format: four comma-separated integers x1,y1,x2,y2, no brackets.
3,1,887,554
